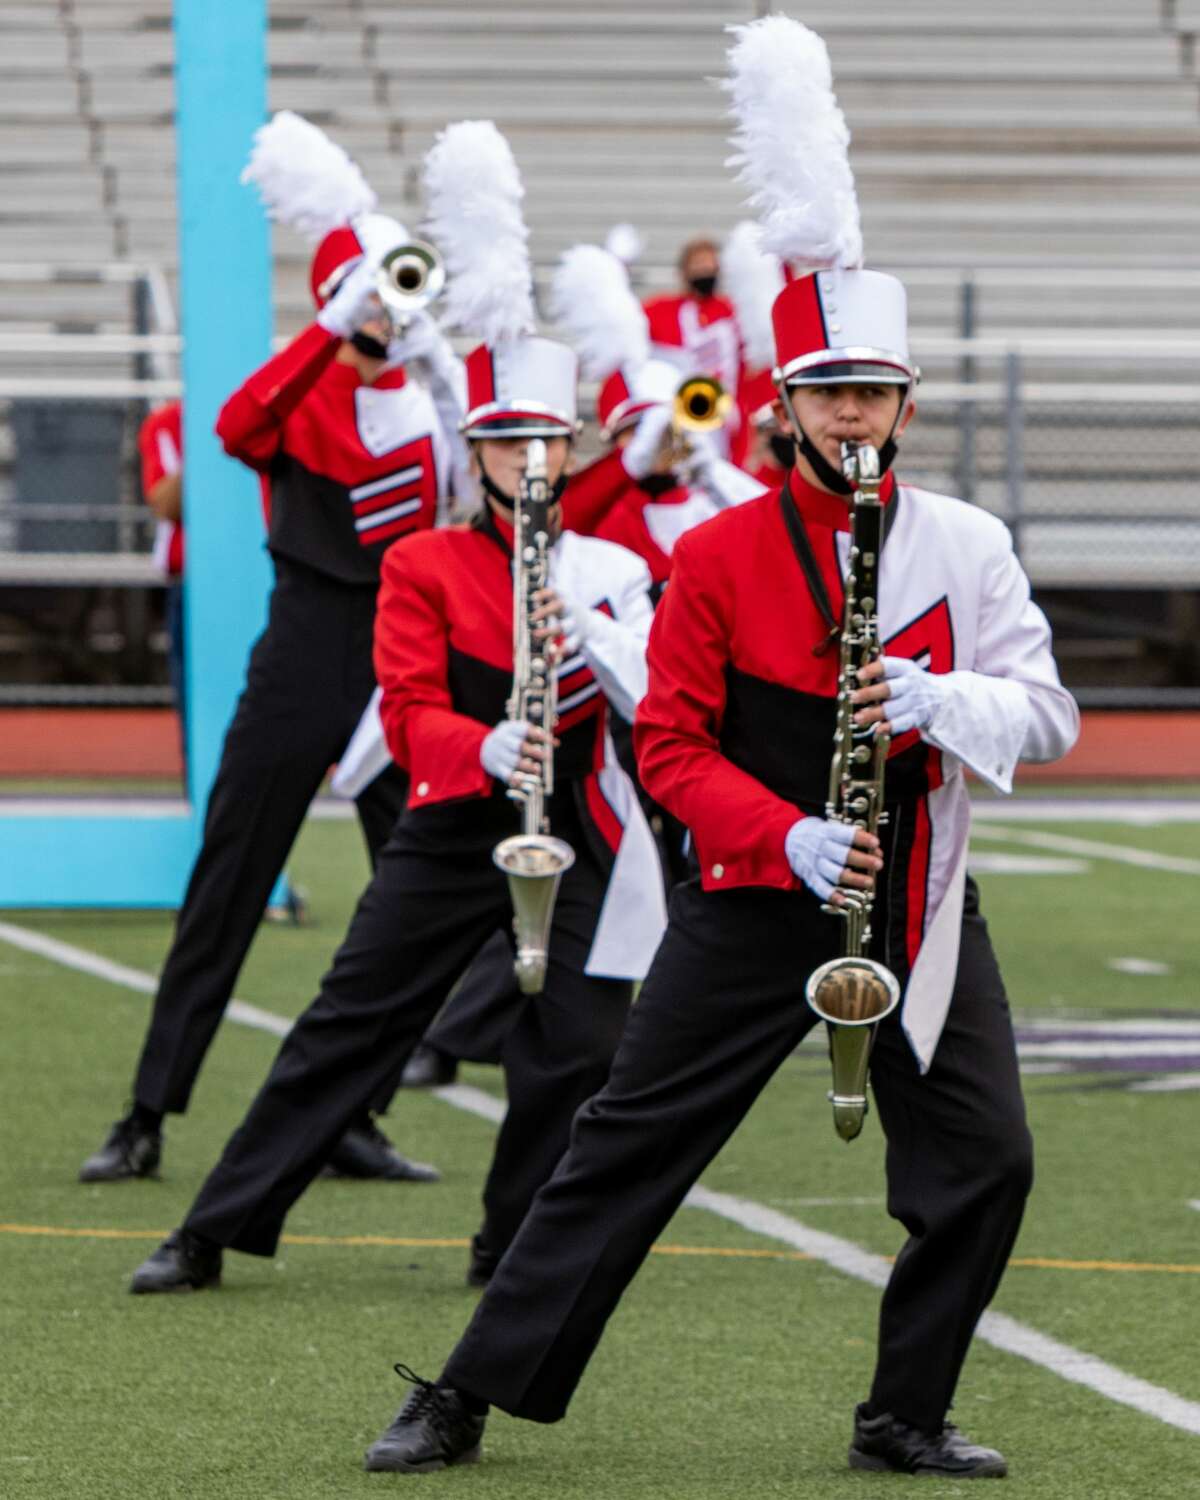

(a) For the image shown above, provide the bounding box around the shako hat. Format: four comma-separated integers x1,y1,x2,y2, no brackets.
240,110,407,311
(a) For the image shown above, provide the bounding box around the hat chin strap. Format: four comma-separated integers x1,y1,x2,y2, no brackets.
477,457,568,513
781,385,906,496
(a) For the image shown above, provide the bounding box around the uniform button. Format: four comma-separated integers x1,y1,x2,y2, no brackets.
417,781,430,797
711,863,725,880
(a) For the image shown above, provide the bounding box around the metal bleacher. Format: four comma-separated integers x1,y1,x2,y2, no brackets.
1,0,1199,702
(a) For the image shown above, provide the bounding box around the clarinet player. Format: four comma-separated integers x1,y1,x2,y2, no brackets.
363,257,1080,1486
124,121,664,1299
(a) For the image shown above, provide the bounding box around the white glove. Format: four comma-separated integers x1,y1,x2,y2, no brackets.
620,404,672,480
784,817,858,902
553,588,591,655
316,257,381,339
673,429,720,488
879,656,949,736
385,308,449,369
480,719,531,784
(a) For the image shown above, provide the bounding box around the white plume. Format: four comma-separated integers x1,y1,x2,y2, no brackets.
422,120,536,344
240,110,376,242
549,245,649,381
721,221,785,371
604,222,644,267
723,17,863,270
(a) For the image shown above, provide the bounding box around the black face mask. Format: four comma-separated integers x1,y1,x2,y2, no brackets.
350,329,390,361
636,474,678,498
688,274,718,299
768,434,795,470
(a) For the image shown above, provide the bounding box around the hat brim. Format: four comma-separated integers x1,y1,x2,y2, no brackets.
777,347,916,387
461,401,578,440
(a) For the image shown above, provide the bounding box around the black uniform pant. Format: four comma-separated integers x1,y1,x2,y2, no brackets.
443,877,1032,1434
183,790,631,1260
422,932,522,1066
132,557,407,1116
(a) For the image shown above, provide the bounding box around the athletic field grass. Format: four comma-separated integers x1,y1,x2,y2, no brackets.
1,800,1198,1498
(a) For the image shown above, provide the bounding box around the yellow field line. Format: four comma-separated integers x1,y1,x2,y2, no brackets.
5,1222,1200,1275
1010,1256,1200,1275
0,1223,807,1260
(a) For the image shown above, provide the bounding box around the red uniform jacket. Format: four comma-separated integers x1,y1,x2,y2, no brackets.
138,401,184,577
216,323,447,585
562,449,683,586
374,513,612,812
633,467,940,905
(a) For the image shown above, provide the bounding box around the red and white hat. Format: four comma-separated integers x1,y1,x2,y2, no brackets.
772,268,915,388
241,112,407,312
462,336,579,439
597,357,679,439
308,212,409,309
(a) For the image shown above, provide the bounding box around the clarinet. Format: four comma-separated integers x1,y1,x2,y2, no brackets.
492,440,576,994
803,441,901,1141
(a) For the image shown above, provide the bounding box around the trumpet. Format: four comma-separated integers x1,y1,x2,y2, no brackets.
672,374,732,436
492,438,576,995
803,440,901,1142
375,239,446,334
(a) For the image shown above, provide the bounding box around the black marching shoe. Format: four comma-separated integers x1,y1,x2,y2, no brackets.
322,1117,441,1183
466,1233,500,1289
849,1404,1008,1479
400,1043,459,1090
79,1111,162,1183
364,1364,486,1473
129,1228,222,1295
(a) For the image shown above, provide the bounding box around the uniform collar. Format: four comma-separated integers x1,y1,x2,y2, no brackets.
784,465,896,533
475,502,514,554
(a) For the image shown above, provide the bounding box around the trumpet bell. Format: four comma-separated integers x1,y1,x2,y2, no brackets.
493,833,576,994
376,239,446,324
673,374,732,434
804,956,901,1142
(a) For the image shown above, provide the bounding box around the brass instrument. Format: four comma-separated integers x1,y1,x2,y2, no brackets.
804,440,901,1142
492,438,575,994
375,239,446,334
672,373,732,436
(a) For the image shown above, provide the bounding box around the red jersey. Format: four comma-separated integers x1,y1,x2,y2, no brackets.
217,324,450,586
138,401,184,577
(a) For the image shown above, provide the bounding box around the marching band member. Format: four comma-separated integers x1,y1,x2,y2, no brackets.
137,400,187,754
553,244,764,595
124,120,664,1297
643,235,744,459
363,20,1078,1480
79,113,459,1189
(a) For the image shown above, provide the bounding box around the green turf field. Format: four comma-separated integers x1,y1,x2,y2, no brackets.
1,805,1198,1498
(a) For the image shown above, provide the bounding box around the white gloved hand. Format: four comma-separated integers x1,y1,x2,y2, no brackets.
385,307,448,368
620,404,673,480
552,587,590,655
879,656,949,736
673,429,720,488
480,719,531,784
316,257,382,339
784,817,858,902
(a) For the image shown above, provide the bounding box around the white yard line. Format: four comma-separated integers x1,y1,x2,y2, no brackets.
0,921,291,1040
4,919,1200,1439
1130,1075,1200,1095
3,795,1200,825
970,824,1200,877
970,799,1200,826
